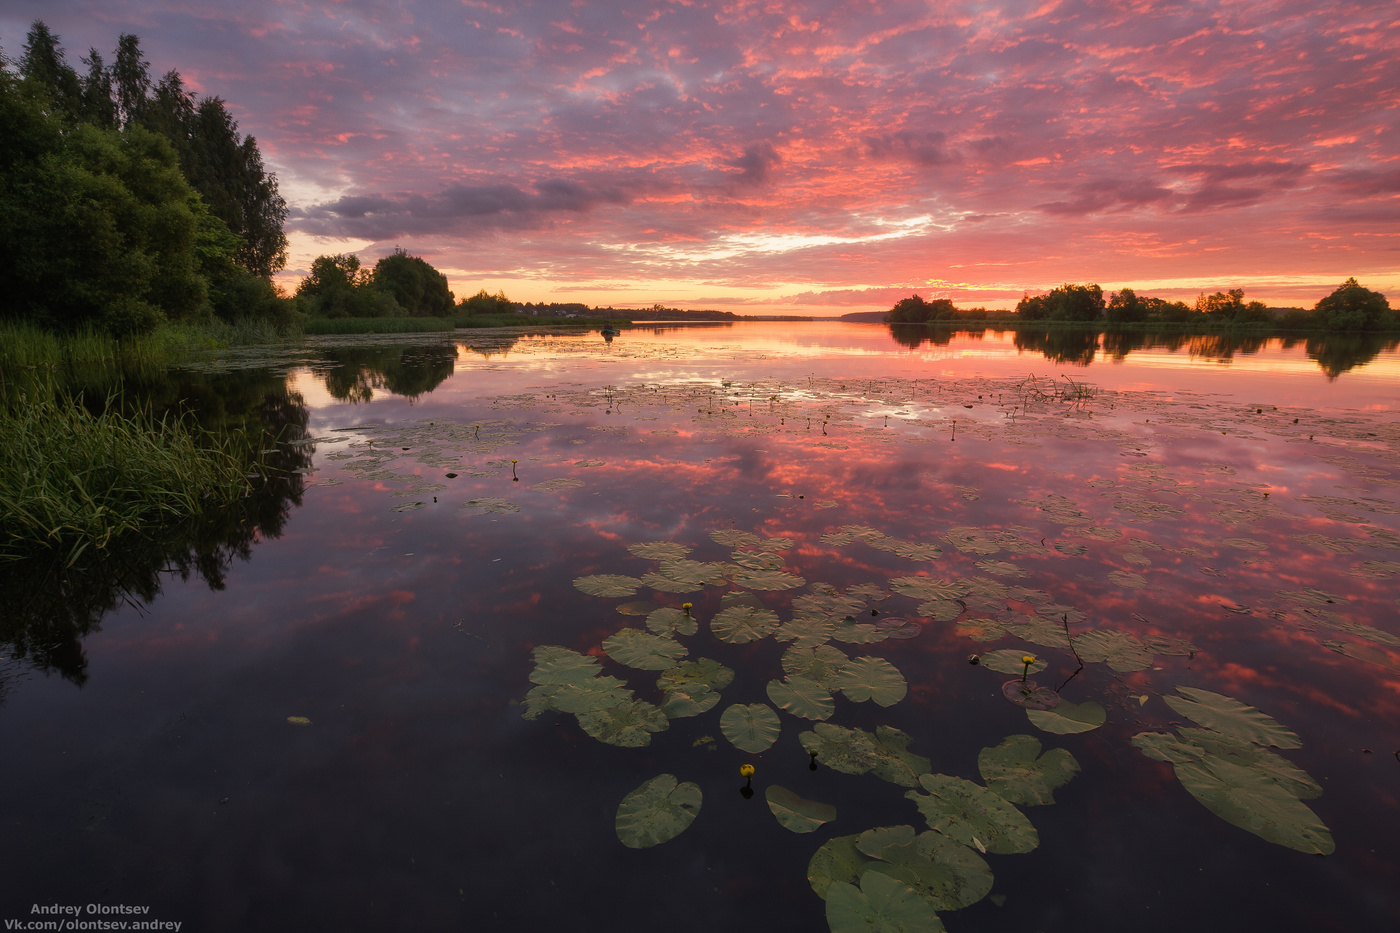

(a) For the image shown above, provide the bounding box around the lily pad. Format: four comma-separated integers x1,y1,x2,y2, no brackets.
574,574,644,598
767,676,836,720
628,541,691,561
642,559,729,593
831,619,891,645
1026,699,1106,734
657,658,734,695
1133,729,1322,799
826,871,945,933
528,645,602,685
977,734,1080,806
711,604,781,643
524,676,633,718
615,774,702,848
1163,687,1302,748
657,659,734,718
856,826,994,912
710,529,762,548
978,649,1048,676
799,723,931,787
732,550,786,571
645,606,698,637
917,599,965,622
1076,630,1153,673
720,703,782,753
781,644,849,690
730,568,807,590
602,629,689,670
905,774,1039,854
1106,570,1148,589
1172,757,1334,855
1001,679,1060,710
809,834,870,899
577,698,669,747
837,656,908,706
774,615,838,648
765,785,837,833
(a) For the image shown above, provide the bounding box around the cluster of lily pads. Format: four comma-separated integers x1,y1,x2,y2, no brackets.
523,524,1336,932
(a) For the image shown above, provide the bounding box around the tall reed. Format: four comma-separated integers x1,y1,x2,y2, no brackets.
0,384,259,565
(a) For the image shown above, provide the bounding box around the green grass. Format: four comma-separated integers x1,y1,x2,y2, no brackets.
0,386,259,565
303,316,457,335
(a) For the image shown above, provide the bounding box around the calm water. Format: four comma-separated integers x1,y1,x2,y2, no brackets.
3,323,1398,932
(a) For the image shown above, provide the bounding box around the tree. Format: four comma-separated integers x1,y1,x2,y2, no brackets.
1017,284,1103,322
459,289,516,315
20,21,81,119
296,254,402,318
78,48,117,129
112,33,151,128
1314,278,1391,331
372,250,454,316
886,294,957,323
0,109,211,334
1106,287,1146,323
1196,288,1245,318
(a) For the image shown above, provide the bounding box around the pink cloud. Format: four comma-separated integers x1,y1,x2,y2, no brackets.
4,0,1395,309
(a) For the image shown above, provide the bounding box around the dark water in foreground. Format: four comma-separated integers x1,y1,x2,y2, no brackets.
3,324,1398,932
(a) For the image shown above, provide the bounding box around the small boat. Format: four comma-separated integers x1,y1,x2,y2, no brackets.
600,325,621,338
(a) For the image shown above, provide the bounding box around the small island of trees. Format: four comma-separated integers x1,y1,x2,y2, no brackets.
882,279,1393,333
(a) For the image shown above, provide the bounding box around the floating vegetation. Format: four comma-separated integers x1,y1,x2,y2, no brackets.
767,676,836,720
835,657,908,706
481,356,1400,928
1162,686,1302,748
615,774,702,849
1134,696,1332,854
905,774,1039,854
657,659,732,717
710,603,781,643
720,703,781,752
799,724,930,787
601,629,688,670
1026,699,1106,734
977,734,1080,805
765,786,837,833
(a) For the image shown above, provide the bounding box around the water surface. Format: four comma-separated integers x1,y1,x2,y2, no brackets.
3,323,1397,932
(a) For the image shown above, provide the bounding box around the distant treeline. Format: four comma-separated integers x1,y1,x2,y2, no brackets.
879,280,1394,332
1,21,289,335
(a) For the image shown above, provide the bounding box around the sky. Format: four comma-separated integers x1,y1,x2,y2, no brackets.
2,1,1397,314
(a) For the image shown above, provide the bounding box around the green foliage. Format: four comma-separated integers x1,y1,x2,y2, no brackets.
720,702,781,752
458,288,516,316
0,385,256,564
1016,284,1105,322
615,775,702,849
1,22,291,334
297,251,456,320
765,786,837,833
0,109,208,334
373,249,455,317
887,294,957,323
1314,277,1391,331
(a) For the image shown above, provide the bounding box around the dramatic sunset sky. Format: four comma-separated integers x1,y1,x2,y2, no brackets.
3,1,1397,313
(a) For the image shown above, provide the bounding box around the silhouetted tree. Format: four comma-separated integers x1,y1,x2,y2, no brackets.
1313,278,1391,331
373,249,454,316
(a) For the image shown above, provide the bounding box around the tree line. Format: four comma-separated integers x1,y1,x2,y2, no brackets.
887,279,1393,332
1,22,291,335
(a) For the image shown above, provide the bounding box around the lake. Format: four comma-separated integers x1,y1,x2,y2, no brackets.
3,322,1398,932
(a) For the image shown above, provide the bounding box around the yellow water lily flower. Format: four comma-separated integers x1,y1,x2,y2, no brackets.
739,764,755,778
1021,655,1036,665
